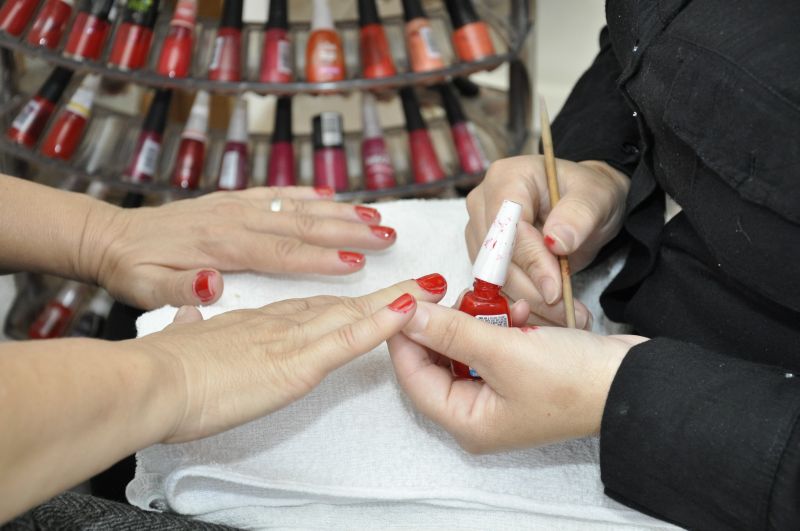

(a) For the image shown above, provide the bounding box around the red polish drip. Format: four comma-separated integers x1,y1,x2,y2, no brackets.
437,83,490,174
63,0,115,61
28,281,89,339
26,0,74,49
156,0,196,78
358,0,397,79
208,0,243,82
0,0,39,36
399,87,445,184
216,97,249,190
266,96,296,186
312,112,349,191
520,326,539,333
361,92,396,190
108,0,159,71
124,89,172,183
544,235,556,248
415,273,447,295
7,67,73,148
259,0,292,83
41,74,100,160
388,293,415,313
171,90,209,190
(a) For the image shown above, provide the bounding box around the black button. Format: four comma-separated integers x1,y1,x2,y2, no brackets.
622,143,640,155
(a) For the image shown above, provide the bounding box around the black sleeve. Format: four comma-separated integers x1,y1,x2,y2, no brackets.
551,27,641,176
601,338,800,530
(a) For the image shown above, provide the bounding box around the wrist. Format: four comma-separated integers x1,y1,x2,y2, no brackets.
74,198,125,286
581,336,631,436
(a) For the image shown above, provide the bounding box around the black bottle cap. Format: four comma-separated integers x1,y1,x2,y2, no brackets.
121,192,145,208
312,112,344,150
436,83,466,125
399,87,427,132
121,0,160,28
142,89,172,133
271,96,293,143
38,67,74,103
444,0,480,30
401,0,427,22
265,0,288,30
219,0,243,29
358,0,381,27
77,0,116,19
452,75,481,98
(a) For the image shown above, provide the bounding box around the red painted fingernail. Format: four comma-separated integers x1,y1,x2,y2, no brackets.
355,205,381,224
315,186,335,198
520,325,539,333
415,273,447,295
544,235,557,249
370,225,396,240
338,251,365,267
388,293,416,313
193,270,215,302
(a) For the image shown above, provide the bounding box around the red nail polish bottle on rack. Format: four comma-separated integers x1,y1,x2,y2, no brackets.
453,199,522,379
361,92,396,190
305,0,345,83
28,280,90,339
26,0,74,49
216,97,249,190
401,0,445,73
124,89,172,183
266,96,296,186
208,0,243,82
259,0,292,83
399,86,445,184
312,111,349,192
358,0,396,80
0,0,39,37
7,67,73,148
64,0,116,61
109,0,161,71
437,82,490,175
41,73,101,160
444,0,495,62
171,90,209,190
156,0,197,78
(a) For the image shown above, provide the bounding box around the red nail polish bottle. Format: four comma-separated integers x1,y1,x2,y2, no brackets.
68,289,113,338
26,0,74,48
399,87,445,184
156,0,196,78
453,199,522,379
0,0,39,36
171,90,209,190
41,74,100,160
312,111,349,192
401,0,444,73
124,89,172,183
444,0,495,62
64,0,116,61
305,0,345,83
28,280,90,339
437,82,490,175
266,96,295,186
208,0,243,82
109,0,160,71
361,92,396,190
358,0,396,80
216,97,249,190
259,0,292,83
7,67,73,148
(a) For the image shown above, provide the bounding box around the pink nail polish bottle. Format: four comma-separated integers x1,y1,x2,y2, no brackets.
437,82,490,175
259,0,292,83
216,97,249,190
266,96,295,186
399,87,445,184
453,200,521,379
312,111,349,192
171,90,209,190
208,0,243,82
360,92,396,190
124,89,172,183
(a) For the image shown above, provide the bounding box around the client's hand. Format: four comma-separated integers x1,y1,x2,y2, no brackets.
388,301,647,452
465,156,629,327
82,187,397,309
136,275,448,443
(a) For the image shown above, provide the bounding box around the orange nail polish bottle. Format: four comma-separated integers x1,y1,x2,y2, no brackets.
401,0,445,73
444,0,495,62
305,0,345,83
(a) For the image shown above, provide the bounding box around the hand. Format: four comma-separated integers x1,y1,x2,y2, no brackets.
133,274,448,443
388,301,647,452
82,187,397,309
465,156,629,327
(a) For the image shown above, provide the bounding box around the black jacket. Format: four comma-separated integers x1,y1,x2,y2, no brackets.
551,1,800,529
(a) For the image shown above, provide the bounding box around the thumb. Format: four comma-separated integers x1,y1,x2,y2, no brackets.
172,305,204,324
162,268,224,306
542,192,607,256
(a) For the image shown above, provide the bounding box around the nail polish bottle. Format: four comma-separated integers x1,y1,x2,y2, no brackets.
358,0,396,80
453,199,522,379
437,82,489,174
312,111,349,192
41,74,101,160
216,97,249,190
156,0,196,78
109,0,160,71
444,0,495,62
68,289,113,338
124,89,172,183
64,0,116,61
28,280,90,339
26,0,74,48
0,0,39,36
7,67,73,148
171,90,209,190
361,92,396,190
208,0,243,81
305,0,345,83
259,0,292,83
399,87,445,184
267,96,295,186
401,0,444,73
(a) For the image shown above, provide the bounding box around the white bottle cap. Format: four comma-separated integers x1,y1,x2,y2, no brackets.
183,90,210,140
361,92,383,139
311,0,334,31
472,199,522,286
87,289,114,316
226,97,248,143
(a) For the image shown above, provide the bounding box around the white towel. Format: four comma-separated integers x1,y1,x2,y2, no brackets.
127,199,675,530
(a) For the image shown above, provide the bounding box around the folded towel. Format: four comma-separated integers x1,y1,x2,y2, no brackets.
127,199,674,530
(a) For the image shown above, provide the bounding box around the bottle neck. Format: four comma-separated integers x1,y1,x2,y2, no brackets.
472,279,502,300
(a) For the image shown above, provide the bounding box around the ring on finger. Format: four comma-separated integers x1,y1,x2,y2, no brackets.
270,197,282,213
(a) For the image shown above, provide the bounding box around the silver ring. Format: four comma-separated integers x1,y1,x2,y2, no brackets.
269,197,282,212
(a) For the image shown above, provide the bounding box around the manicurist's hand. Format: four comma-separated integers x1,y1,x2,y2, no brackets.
387,301,647,452
465,156,629,327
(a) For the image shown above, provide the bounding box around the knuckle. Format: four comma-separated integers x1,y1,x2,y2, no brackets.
437,316,463,355
334,323,361,351
293,213,319,237
272,238,305,267
339,296,372,320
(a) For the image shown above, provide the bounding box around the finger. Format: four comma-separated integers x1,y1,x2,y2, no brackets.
128,267,224,309
509,299,530,326
513,221,562,304
479,157,544,228
541,184,612,256
245,211,396,250
235,186,335,202
504,265,592,329
172,305,204,324
246,195,383,225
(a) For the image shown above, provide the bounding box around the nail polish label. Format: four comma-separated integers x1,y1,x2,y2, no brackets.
466,122,490,168
418,26,441,58
209,36,224,70
134,137,161,178
66,87,95,119
12,100,42,131
218,150,241,189
476,314,509,327
320,113,343,146
277,39,292,74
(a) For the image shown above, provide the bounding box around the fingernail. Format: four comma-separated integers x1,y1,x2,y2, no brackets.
388,293,416,313
579,310,593,331
415,273,447,295
520,325,539,333
315,186,335,198
355,205,381,224
193,270,215,303
539,277,559,305
370,225,396,240
545,226,575,254
338,251,365,267
175,306,190,320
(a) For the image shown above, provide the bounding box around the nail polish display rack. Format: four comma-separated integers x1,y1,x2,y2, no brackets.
0,0,533,201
